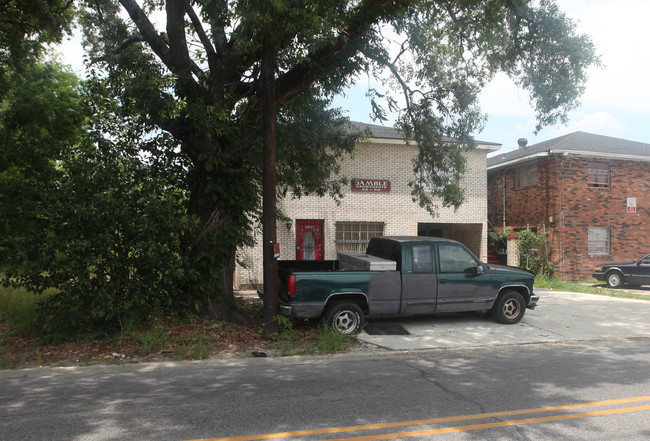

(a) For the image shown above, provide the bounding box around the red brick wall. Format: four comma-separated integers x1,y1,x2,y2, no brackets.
488,155,650,280
488,158,554,232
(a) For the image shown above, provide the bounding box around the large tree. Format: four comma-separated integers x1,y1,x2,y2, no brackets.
78,0,597,317
0,0,75,85
0,60,86,265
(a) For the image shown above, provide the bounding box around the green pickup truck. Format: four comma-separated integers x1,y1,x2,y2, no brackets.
274,236,538,333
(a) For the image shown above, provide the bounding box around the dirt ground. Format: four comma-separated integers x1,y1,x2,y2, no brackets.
0,295,371,370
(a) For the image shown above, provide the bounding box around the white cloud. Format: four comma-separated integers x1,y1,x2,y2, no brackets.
479,73,534,118
480,0,650,146
508,112,627,147
566,0,650,114
563,112,627,136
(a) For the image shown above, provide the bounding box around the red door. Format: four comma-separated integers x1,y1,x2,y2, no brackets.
296,220,324,260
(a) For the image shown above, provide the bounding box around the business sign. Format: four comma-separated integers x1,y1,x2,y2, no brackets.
352,179,391,193
627,197,637,213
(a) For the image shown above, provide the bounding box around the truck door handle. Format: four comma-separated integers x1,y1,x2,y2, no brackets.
439,279,447,284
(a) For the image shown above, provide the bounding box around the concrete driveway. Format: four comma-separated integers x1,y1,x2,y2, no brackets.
356,289,650,351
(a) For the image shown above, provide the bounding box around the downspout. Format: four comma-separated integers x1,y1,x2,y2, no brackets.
502,171,507,232
558,152,571,277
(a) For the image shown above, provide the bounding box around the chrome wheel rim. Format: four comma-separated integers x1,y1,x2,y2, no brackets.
503,298,521,320
333,310,358,333
608,274,620,287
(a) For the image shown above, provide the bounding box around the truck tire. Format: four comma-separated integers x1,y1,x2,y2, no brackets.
325,302,365,334
493,291,526,324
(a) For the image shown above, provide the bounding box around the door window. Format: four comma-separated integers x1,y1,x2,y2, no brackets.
411,245,433,273
438,244,479,273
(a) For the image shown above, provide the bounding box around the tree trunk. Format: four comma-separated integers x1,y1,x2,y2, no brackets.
185,158,249,325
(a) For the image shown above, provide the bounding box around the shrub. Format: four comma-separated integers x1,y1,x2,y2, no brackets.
517,229,554,278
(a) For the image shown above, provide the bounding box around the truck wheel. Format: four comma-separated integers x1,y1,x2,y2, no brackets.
493,291,525,324
325,302,365,334
606,271,624,288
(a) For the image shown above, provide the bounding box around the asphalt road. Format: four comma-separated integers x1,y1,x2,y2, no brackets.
2,290,650,441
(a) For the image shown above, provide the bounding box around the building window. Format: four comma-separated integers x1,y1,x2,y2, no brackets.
588,162,610,188
515,163,537,189
335,222,384,253
588,227,610,255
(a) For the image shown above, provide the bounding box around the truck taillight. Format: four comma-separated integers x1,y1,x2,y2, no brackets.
287,275,296,296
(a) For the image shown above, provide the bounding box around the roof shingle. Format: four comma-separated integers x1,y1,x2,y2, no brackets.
488,131,650,168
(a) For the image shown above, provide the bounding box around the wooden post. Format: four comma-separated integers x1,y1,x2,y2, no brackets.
262,35,279,338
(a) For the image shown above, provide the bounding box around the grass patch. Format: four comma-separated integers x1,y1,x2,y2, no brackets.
315,323,352,353
0,284,57,334
535,277,650,301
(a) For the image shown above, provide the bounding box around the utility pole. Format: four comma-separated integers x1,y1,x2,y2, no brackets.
262,32,279,338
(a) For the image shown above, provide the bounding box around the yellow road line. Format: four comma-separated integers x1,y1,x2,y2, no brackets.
323,404,650,441
193,395,650,441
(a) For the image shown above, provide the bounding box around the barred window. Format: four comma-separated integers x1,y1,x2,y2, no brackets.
588,227,610,255
515,163,537,189
588,162,610,188
335,222,384,253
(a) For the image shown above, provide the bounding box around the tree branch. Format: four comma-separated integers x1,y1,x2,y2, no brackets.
363,49,415,122
186,4,216,60
118,0,172,66
114,34,146,53
165,0,192,73
119,0,207,94
274,0,407,104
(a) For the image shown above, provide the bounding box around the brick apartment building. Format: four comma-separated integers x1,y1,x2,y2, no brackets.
487,131,650,281
235,122,500,288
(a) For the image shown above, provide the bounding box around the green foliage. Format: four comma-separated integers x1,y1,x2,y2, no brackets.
134,318,170,354
22,143,196,339
315,322,351,354
273,315,301,342
0,60,86,264
0,57,201,340
488,229,509,260
517,229,554,278
0,0,75,76
0,284,56,334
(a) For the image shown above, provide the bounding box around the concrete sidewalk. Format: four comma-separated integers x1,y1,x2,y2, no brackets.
356,290,650,351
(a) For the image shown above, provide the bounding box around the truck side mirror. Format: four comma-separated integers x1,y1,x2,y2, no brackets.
464,265,484,275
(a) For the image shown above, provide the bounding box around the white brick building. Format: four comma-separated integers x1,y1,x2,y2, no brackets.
235,122,500,288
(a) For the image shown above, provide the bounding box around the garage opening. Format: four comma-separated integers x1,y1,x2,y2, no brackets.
417,223,483,258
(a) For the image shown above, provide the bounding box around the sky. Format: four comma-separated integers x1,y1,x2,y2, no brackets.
57,0,649,155
332,0,650,154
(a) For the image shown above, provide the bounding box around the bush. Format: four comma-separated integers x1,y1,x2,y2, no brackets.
3,143,196,341
518,229,554,278
488,230,509,264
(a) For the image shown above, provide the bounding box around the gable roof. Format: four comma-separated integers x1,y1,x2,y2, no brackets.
488,131,650,171
349,121,501,150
